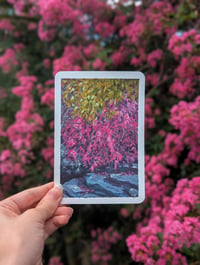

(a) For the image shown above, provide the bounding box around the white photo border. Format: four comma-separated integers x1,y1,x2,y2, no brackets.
54,71,145,204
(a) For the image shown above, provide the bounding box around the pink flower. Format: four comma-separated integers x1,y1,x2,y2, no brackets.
83,44,98,59
0,150,11,161
38,0,80,27
38,20,55,41
91,226,121,264
168,29,199,57
169,97,200,163
41,88,54,109
12,76,37,97
28,22,37,30
147,49,163,67
53,45,84,74
121,14,145,44
48,256,63,265
111,48,129,66
43,58,51,68
0,19,15,31
113,13,127,28
0,48,18,73
93,58,107,70
95,22,114,38
120,208,129,218
130,57,142,67
146,74,159,87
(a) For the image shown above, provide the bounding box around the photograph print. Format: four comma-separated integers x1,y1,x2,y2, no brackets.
54,72,145,204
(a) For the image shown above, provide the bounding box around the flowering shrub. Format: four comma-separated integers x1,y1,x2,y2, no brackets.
0,0,200,264
127,177,200,265
91,226,122,265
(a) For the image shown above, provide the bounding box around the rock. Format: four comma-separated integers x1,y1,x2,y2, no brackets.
108,174,138,197
85,174,129,197
63,178,99,198
62,171,139,198
131,163,138,169
109,173,138,187
129,188,138,197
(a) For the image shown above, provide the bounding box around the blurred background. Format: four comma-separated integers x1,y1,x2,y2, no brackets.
0,0,200,264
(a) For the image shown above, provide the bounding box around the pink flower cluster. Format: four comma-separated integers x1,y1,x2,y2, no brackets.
0,19,15,31
170,96,200,164
127,177,200,265
41,87,54,110
145,154,174,203
0,149,26,191
127,93,200,263
48,256,63,265
145,98,155,129
95,22,114,38
42,136,54,168
111,47,130,67
169,56,200,98
53,46,83,74
120,13,145,45
91,226,122,265
144,96,200,203
0,48,18,73
8,76,43,150
92,58,107,70
0,75,44,190
147,49,163,68
146,1,175,35
7,0,39,16
168,30,200,98
38,21,55,42
145,98,161,129
168,29,200,57
38,0,80,27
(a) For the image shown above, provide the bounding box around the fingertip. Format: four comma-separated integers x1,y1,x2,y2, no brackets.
67,207,74,217
43,182,54,189
54,183,63,192
53,215,71,226
48,186,62,200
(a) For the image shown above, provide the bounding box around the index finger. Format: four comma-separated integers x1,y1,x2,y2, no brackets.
1,182,54,214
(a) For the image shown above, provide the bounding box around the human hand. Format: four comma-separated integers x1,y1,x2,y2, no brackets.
0,182,73,265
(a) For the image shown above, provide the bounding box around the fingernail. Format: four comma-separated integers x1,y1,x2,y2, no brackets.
48,186,62,200
66,213,73,222
68,207,74,217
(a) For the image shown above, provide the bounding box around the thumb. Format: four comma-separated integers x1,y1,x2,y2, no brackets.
35,186,63,222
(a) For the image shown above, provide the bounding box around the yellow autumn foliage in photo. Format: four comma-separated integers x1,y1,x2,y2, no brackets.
62,79,139,121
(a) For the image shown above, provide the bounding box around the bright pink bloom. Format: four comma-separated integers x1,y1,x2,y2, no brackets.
48,256,63,265
0,19,15,31
147,49,163,67
95,22,114,38
92,58,107,70
0,48,18,73
38,20,55,41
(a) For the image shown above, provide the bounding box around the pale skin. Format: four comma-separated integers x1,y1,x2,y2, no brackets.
0,182,73,265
